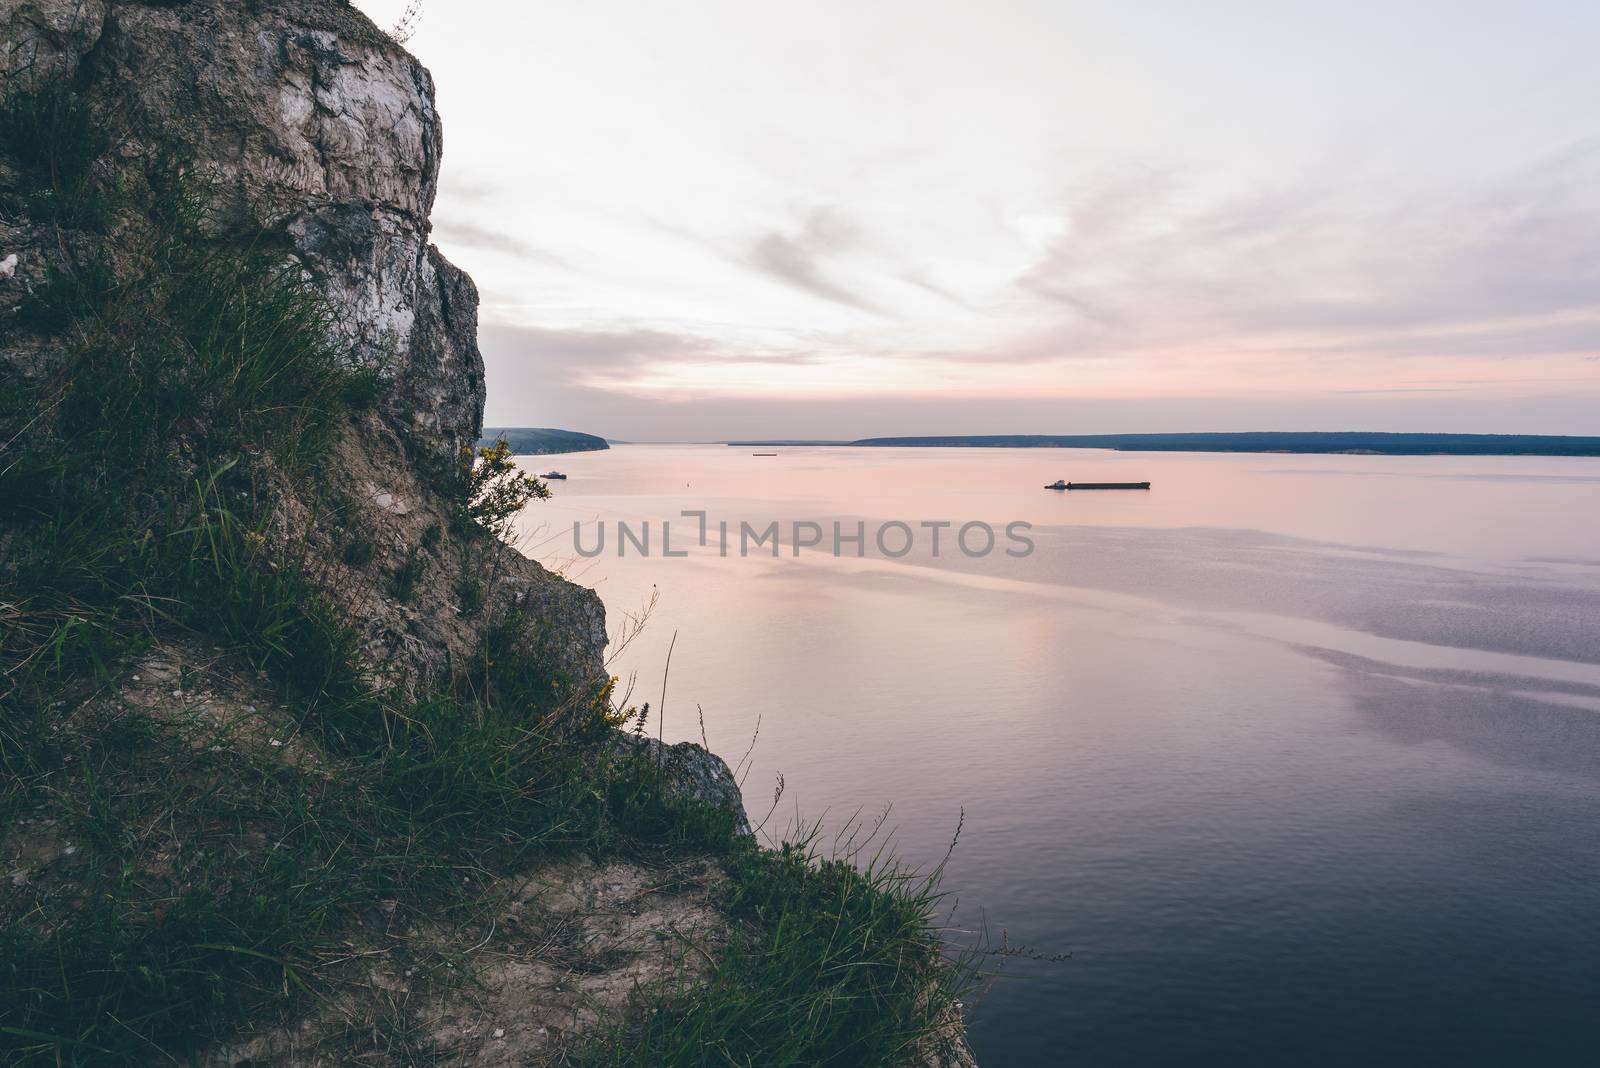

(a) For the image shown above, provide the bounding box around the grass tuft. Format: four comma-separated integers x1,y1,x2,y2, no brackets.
0,78,102,224
578,824,962,1067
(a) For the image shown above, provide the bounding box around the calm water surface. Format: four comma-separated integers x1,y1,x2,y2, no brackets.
513,445,1600,1066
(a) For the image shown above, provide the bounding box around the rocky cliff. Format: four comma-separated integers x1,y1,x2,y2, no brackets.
2,0,604,692
1,2,975,1063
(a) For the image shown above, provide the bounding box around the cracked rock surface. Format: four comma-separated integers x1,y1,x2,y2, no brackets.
1,0,604,692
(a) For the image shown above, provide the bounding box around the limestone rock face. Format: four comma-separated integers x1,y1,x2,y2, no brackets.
0,0,603,691
82,0,473,476
1,0,109,84
622,736,754,838
0,0,479,477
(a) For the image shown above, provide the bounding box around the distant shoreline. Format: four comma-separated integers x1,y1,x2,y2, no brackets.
724,432,1600,457
480,427,609,455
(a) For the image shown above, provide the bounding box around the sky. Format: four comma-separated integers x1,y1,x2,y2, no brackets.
354,0,1600,440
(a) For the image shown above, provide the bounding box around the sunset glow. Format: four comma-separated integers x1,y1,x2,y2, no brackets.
357,0,1600,438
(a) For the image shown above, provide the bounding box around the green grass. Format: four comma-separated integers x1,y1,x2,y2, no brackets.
579,829,961,1067
0,76,964,1067
0,674,754,1062
0,78,103,227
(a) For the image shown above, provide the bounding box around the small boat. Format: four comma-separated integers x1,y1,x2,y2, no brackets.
542,471,568,480
752,452,778,457
1043,476,1158,489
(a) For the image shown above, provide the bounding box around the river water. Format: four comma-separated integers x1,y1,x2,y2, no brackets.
513,444,1600,1066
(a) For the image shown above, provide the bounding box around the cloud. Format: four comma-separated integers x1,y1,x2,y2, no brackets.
1332,387,1467,394
478,323,824,384
432,217,566,265
1006,142,1600,362
435,176,505,204
1014,166,1184,325
744,207,885,315
898,271,982,312
466,148,1600,431
480,324,715,373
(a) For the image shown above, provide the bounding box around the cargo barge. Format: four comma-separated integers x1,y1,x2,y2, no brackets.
1045,480,1151,490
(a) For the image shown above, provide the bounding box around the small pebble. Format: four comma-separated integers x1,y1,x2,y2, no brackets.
493,1028,505,1039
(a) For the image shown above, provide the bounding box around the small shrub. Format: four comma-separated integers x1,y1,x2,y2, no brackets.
451,440,548,541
